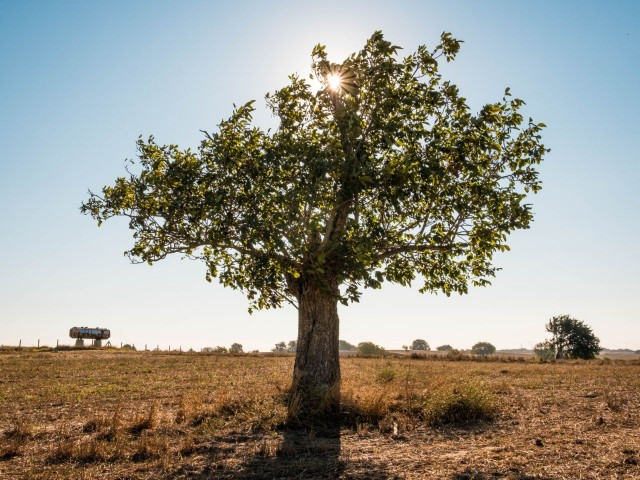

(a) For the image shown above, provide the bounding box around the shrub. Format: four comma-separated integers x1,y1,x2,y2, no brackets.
533,341,555,360
436,344,453,351
471,342,496,356
229,343,243,354
377,365,397,383
357,342,386,356
422,381,496,425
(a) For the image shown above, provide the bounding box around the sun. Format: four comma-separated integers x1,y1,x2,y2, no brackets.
327,73,342,92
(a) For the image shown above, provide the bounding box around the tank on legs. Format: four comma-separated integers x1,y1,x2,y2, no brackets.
69,327,111,340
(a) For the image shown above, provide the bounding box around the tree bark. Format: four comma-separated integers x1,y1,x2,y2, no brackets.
291,281,341,414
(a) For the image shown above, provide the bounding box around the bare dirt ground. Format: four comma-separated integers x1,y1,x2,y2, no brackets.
0,350,638,479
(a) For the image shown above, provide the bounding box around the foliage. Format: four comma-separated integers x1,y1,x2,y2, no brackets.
422,381,496,425
543,315,601,360
81,31,547,311
272,342,287,352
339,340,357,351
229,343,244,354
533,341,555,361
436,344,453,351
357,342,386,356
287,340,297,353
471,342,496,356
411,339,430,351
377,365,397,383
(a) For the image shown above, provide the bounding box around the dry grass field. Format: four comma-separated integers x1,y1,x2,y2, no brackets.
0,349,639,479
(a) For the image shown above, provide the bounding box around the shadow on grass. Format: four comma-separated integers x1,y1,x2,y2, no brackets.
165,417,391,479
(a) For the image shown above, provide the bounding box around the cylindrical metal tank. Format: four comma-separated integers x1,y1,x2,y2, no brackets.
69,327,111,340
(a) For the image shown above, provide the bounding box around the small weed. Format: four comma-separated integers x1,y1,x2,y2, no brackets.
130,403,158,434
46,439,75,464
179,436,198,457
5,419,33,441
0,439,23,460
132,433,169,462
82,415,107,433
75,437,109,463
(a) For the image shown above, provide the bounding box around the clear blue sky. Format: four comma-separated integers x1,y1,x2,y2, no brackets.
1,1,638,351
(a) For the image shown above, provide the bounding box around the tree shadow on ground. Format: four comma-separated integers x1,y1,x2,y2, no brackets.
227,418,391,479
165,418,391,479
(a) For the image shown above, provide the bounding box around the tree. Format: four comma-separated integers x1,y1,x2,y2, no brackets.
287,340,297,353
542,315,601,360
411,339,430,351
436,344,453,351
81,31,546,412
471,342,496,356
229,343,243,354
272,341,287,352
339,340,356,351
357,342,386,356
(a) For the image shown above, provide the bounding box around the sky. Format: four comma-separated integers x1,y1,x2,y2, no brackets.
1,0,639,352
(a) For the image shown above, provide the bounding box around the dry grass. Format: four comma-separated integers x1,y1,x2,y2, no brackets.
0,350,638,478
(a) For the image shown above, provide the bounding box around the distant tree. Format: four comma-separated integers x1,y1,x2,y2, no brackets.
402,345,409,351
229,343,243,354
82,32,546,413
201,347,214,353
357,342,386,356
272,341,287,352
214,346,228,353
471,342,496,356
339,340,356,351
436,344,453,351
287,340,297,353
411,339,430,351
543,315,601,360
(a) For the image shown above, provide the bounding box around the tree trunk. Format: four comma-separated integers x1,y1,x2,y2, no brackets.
291,282,341,414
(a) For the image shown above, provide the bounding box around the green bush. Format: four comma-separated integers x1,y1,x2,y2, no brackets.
422,381,496,425
357,342,386,356
377,365,397,383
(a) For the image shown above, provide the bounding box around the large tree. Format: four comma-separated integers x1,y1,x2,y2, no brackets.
81,31,546,411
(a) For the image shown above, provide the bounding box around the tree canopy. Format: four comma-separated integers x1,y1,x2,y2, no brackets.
82,31,546,312
471,342,496,356
411,339,430,350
